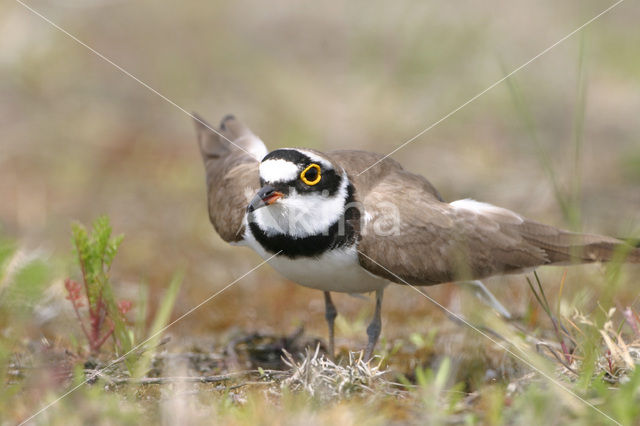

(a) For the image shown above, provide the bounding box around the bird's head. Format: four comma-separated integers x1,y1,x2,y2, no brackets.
247,148,351,238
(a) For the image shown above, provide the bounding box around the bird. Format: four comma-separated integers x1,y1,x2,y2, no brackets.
194,113,640,360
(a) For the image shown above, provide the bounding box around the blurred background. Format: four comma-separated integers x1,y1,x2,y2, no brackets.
1,0,639,362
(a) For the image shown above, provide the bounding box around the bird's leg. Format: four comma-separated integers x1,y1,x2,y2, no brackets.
364,289,384,361
323,291,338,359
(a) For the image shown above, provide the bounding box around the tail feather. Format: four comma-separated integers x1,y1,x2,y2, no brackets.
521,227,640,265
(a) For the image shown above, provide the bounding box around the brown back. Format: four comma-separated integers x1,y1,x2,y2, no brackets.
349,155,640,285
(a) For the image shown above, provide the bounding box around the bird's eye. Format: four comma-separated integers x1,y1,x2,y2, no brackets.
300,163,322,185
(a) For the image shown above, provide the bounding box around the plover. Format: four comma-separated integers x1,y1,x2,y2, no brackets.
195,114,639,359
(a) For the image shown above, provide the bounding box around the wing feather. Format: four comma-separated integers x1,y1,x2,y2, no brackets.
194,114,266,243
355,164,639,285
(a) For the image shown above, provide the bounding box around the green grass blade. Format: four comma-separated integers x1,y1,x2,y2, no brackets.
133,271,182,378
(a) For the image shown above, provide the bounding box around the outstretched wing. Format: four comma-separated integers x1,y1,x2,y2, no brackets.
194,114,268,243
355,163,639,285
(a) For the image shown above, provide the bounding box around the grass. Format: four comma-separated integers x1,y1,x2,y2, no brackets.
1,220,639,425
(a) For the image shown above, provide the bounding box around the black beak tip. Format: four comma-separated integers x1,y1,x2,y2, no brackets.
248,185,278,214
247,196,267,213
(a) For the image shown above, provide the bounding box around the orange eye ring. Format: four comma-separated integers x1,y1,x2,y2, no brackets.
300,163,322,185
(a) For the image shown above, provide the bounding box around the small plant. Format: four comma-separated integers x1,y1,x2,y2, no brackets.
526,270,640,386
281,347,390,401
65,216,133,355
526,271,576,367
398,358,467,423
572,307,640,383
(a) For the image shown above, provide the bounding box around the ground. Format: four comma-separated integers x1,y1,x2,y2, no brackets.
1,0,640,424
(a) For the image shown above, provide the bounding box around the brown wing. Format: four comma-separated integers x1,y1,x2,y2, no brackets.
355,161,640,285
194,114,267,243
326,149,443,202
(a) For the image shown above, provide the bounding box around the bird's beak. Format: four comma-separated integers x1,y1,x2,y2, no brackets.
247,185,284,213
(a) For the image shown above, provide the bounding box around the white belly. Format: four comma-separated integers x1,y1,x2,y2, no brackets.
243,230,387,293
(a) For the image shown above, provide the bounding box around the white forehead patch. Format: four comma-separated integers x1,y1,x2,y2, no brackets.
259,159,299,183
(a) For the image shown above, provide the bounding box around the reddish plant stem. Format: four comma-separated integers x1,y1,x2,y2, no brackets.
89,301,109,352
606,350,614,375
70,297,91,345
77,250,94,318
95,277,107,334
92,320,115,351
95,255,106,328
559,340,572,364
547,312,572,364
